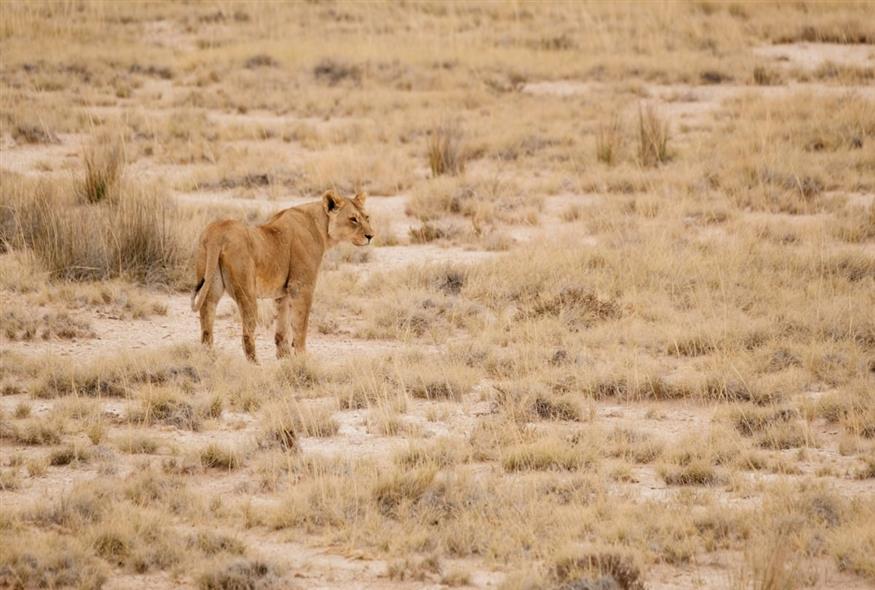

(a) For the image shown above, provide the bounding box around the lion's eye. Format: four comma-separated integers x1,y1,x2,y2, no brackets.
350,218,358,225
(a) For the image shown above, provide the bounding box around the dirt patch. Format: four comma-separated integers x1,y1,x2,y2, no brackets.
753,43,875,70
522,80,601,97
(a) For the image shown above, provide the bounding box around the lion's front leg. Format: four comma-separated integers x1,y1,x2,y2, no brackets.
274,296,292,359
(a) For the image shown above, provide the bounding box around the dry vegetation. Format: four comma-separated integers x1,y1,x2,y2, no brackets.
1,1,873,589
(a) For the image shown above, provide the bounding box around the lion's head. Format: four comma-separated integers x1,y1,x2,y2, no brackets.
323,190,374,247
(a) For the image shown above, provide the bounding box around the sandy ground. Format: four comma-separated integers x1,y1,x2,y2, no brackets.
2,40,874,589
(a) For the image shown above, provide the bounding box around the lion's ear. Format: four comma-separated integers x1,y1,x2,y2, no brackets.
353,191,367,208
323,190,345,213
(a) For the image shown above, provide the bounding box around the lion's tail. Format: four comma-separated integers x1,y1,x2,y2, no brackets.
191,239,221,312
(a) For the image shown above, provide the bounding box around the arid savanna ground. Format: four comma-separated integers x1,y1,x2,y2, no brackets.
1,2,874,589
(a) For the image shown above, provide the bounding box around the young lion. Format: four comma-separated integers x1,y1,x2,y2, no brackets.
191,190,373,362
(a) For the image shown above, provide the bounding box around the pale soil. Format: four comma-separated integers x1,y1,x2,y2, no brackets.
753,42,875,69
1,39,873,589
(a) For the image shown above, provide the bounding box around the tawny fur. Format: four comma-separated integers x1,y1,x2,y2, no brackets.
191,191,373,362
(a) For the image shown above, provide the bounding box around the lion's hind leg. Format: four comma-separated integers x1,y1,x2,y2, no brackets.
199,269,224,348
274,296,292,359
226,266,259,363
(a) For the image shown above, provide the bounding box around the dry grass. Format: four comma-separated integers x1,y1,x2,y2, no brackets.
197,559,281,590
115,432,161,455
596,114,623,165
753,65,782,86
2,2,875,589
2,304,94,341
551,547,644,590
502,438,589,472
3,418,64,446
79,138,124,204
261,399,338,440
0,532,107,589
1,173,185,285
637,105,670,167
199,443,243,470
427,120,467,177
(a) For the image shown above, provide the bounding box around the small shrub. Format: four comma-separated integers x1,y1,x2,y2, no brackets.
90,527,132,566
502,439,585,472
401,363,476,401
531,395,582,421
735,533,799,590
2,306,94,341
190,531,246,556
854,455,875,480
134,388,201,431
3,172,184,285
428,120,466,177
596,114,623,165
607,428,663,464
0,469,20,491
275,355,325,389
26,456,49,477
198,558,281,590
116,433,160,454
395,439,467,469
521,287,620,327
244,54,278,69
409,222,460,244
49,445,91,466
288,404,339,438
552,547,644,590
261,400,335,446
700,70,732,84
637,105,669,167
199,444,242,470
387,554,442,581
334,360,406,410
0,533,107,590
367,408,419,437
13,402,31,418
8,419,63,445
662,460,719,486
313,58,361,85
831,204,875,243
372,467,436,515
729,406,798,436
79,140,123,204
13,123,59,144
757,422,817,450
753,65,781,86
260,421,298,452
123,470,188,508
560,204,583,222
441,568,471,587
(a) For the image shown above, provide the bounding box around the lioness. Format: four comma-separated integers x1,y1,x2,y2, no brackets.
191,190,373,362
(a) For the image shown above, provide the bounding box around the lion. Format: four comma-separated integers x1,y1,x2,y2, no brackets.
191,190,374,362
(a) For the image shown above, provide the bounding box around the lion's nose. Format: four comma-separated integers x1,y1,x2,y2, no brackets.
365,234,374,242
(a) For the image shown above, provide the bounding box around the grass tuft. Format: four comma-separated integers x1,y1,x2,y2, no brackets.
197,558,281,590
199,444,243,470
2,174,184,285
428,120,466,177
552,547,644,590
372,467,436,515
502,439,586,472
78,139,123,204
637,104,669,167
596,114,623,165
